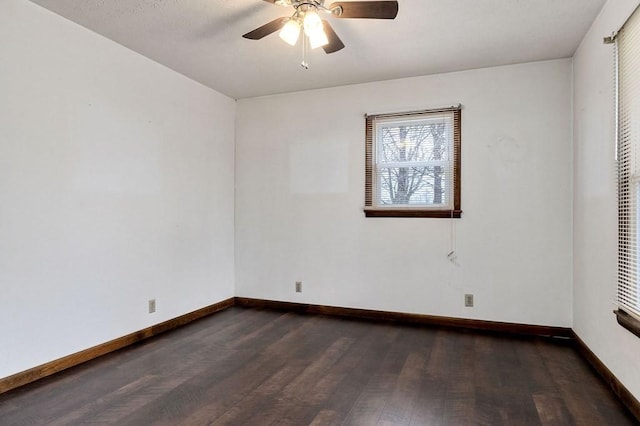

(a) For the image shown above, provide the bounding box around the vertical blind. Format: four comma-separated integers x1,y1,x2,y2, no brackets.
618,6,640,320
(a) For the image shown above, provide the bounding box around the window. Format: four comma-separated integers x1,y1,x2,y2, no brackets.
364,107,461,218
616,5,640,338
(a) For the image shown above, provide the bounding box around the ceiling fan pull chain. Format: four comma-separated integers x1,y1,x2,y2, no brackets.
301,32,309,69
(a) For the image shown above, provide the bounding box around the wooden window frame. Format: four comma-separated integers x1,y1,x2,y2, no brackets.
364,107,462,218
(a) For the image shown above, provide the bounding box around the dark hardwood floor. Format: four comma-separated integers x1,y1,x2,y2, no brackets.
0,307,636,425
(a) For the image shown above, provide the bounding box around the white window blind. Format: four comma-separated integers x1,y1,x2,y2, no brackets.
617,6,640,321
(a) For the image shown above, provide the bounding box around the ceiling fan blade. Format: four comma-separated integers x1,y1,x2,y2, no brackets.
322,21,345,54
242,17,289,40
330,1,398,19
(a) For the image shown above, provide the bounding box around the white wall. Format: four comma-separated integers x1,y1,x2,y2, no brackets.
236,59,573,327
5,0,613,393
573,0,640,399
0,0,235,379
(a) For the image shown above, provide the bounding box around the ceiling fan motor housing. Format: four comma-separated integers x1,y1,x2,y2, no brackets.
276,0,343,16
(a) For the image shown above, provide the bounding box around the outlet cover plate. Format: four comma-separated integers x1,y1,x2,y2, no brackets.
464,294,474,307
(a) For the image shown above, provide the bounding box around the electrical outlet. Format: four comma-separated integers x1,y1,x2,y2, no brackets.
148,299,156,313
464,294,474,307
295,281,302,293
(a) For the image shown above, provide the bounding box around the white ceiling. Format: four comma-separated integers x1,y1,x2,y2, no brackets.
29,0,606,99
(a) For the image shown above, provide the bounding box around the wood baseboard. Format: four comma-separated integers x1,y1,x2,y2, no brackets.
234,297,572,338
0,297,235,395
572,331,640,422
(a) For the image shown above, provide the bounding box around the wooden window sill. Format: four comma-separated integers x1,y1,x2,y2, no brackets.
615,309,640,339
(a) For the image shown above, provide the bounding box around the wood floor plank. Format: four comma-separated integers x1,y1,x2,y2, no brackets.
409,329,454,425
536,341,630,426
473,334,542,425
0,307,635,425
309,409,340,425
208,366,303,425
408,376,447,426
47,374,158,426
342,373,398,425
533,393,573,426
300,321,400,423
378,351,427,424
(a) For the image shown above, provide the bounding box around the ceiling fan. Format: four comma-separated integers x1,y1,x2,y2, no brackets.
242,1,399,55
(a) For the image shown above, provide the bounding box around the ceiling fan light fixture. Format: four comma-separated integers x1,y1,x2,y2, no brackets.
307,28,329,49
303,9,328,49
243,0,398,58
279,18,301,46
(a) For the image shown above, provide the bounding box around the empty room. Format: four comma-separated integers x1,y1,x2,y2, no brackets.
1,0,640,424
